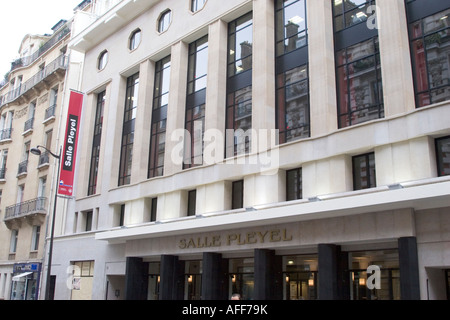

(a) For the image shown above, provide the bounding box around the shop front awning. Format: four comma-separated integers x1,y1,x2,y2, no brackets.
12,272,33,281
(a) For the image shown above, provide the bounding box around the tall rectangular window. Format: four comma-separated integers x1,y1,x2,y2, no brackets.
119,73,139,186
333,0,384,129
436,136,450,177
149,56,171,179
31,226,40,251
151,197,158,222
187,190,197,216
88,91,105,195
276,0,309,144
232,180,244,210
185,36,208,169
286,168,302,201
353,152,376,190
407,2,450,108
10,230,18,253
226,13,253,157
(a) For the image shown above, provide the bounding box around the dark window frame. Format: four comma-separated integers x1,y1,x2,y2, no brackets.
436,136,450,177
286,168,303,201
406,0,450,108
158,9,172,33
88,90,105,195
151,197,158,222
226,12,253,157
352,152,376,190
184,36,208,169
129,28,142,51
148,56,171,179
187,190,197,216
118,73,139,186
275,0,310,145
232,180,244,210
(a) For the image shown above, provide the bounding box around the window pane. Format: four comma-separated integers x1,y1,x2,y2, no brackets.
287,168,302,201
353,153,376,190
437,136,450,177
409,9,450,107
232,180,244,209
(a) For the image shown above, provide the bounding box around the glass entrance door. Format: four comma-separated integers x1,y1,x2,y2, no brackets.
284,271,317,300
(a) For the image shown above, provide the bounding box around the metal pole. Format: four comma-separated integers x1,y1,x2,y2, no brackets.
44,146,61,300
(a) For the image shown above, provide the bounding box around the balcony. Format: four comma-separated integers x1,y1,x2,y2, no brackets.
23,118,34,135
37,151,50,170
10,25,70,73
0,54,68,107
4,197,47,229
17,160,28,177
43,104,56,125
0,128,12,143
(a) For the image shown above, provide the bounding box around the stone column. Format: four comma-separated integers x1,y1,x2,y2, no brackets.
308,0,338,137
131,59,155,184
164,41,189,176
252,0,276,153
377,0,416,116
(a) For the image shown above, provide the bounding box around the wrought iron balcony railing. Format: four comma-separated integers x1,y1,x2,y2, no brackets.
17,160,28,175
4,197,47,221
0,54,68,107
0,128,12,141
24,118,34,132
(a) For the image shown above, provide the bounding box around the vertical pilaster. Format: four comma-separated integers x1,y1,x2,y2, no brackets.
377,0,415,116
205,19,228,164
131,59,155,184
308,0,338,137
252,0,276,153
164,41,189,176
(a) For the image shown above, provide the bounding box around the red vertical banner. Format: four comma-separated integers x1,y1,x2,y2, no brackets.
58,91,84,196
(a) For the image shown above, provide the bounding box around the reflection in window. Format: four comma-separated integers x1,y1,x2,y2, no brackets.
228,13,253,77
333,0,376,32
336,38,384,128
149,56,171,178
283,255,317,300
119,73,139,186
437,136,450,177
229,258,254,300
348,250,400,300
276,0,307,56
286,168,302,201
226,86,252,156
185,261,202,300
353,152,376,190
277,65,310,143
409,9,450,107
88,91,106,195
187,36,208,94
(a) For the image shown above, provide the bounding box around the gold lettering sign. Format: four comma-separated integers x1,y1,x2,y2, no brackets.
178,228,293,250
